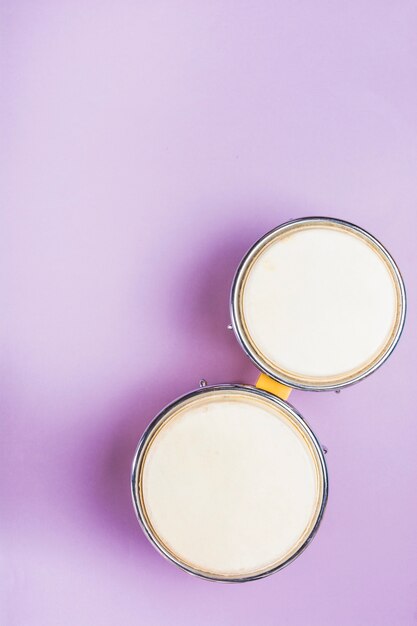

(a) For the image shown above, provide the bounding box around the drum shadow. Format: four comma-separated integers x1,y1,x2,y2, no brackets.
173,222,266,383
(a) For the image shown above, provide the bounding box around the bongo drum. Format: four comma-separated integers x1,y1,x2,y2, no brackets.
231,217,406,390
131,217,406,582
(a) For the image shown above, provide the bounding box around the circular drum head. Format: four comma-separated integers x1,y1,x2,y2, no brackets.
131,385,327,582
231,217,406,391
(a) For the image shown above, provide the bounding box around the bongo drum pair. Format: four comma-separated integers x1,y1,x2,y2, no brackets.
131,217,406,582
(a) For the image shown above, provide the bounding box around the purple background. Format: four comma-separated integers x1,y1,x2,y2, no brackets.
2,2,417,625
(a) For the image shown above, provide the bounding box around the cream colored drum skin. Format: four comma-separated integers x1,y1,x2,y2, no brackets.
131,385,328,583
231,217,406,391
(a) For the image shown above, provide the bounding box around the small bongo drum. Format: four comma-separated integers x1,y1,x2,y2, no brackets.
131,217,406,582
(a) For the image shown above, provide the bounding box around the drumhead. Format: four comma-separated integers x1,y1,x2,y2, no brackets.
131,385,327,582
231,217,406,390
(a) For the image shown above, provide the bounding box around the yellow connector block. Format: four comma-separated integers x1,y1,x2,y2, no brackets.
255,372,292,401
